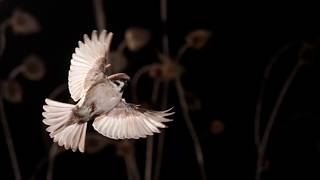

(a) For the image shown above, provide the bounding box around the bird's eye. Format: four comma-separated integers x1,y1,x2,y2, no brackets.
113,81,120,86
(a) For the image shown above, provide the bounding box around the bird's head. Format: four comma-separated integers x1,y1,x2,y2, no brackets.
109,73,130,93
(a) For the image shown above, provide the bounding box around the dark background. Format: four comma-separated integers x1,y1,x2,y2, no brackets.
1,1,320,180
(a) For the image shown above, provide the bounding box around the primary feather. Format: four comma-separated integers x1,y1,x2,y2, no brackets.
68,30,113,102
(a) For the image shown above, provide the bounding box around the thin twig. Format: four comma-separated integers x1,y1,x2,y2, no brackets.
175,78,206,180
254,43,296,146
93,0,106,31
0,89,22,180
255,61,303,180
153,81,169,180
175,44,189,62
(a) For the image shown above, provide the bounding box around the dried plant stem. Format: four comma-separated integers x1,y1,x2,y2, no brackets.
9,65,24,79
145,136,153,180
93,0,106,31
125,152,140,180
255,62,303,180
0,92,22,180
151,79,161,104
175,44,189,62
254,43,294,146
124,155,134,180
0,20,9,59
145,79,163,180
131,65,153,102
154,81,169,180
48,83,68,99
46,143,58,180
117,40,127,53
160,0,169,56
175,78,206,180
29,157,46,180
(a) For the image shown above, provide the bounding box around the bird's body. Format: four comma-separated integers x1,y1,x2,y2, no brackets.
42,30,173,152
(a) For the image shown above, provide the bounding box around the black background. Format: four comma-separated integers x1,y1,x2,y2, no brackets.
1,1,320,180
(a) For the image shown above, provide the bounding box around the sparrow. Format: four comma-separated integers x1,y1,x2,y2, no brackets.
42,30,174,153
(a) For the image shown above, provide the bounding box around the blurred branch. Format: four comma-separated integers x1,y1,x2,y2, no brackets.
131,65,153,102
29,157,47,180
0,20,9,59
0,87,22,180
153,81,169,180
46,143,58,180
93,0,106,31
254,43,294,147
175,78,206,180
160,0,169,56
255,61,304,180
144,136,153,180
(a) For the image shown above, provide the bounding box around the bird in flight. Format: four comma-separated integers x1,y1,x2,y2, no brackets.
42,30,173,152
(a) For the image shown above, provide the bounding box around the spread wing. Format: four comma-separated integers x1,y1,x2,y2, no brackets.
68,30,113,102
92,100,174,139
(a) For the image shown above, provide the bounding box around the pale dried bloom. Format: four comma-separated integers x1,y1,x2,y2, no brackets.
210,120,224,135
109,52,127,73
2,80,23,103
161,62,183,80
9,8,41,34
21,54,45,80
149,54,183,81
125,27,151,51
186,29,211,49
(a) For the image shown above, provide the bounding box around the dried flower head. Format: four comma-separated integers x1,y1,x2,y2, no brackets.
210,119,224,135
125,27,150,51
149,63,162,78
22,54,45,80
85,133,112,154
109,52,128,73
10,8,41,34
186,29,211,49
2,80,23,103
161,62,183,80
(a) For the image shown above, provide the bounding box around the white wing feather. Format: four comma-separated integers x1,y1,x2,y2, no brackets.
68,30,113,102
92,100,174,139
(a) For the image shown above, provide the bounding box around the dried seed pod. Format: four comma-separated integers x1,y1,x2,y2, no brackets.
210,119,224,135
22,54,45,81
125,27,151,51
2,80,23,103
10,8,41,34
186,29,211,49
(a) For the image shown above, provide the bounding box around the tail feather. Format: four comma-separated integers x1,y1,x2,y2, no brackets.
42,98,87,152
